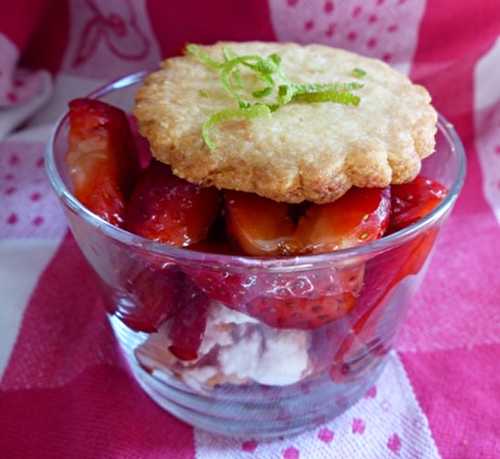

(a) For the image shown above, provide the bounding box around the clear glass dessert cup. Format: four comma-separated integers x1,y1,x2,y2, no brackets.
46,71,466,438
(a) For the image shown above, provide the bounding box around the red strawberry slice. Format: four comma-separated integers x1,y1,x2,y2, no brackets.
184,240,258,306
247,293,356,330
295,187,391,253
244,265,364,329
186,265,261,308
66,98,140,225
390,176,447,232
168,279,210,361
330,228,438,381
183,213,260,306
116,265,184,333
125,160,221,246
225,191,296,256
259,267,365,299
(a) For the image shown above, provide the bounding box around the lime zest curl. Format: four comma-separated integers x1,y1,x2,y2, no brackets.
293,90,361,106
187,44,364,149
352,67,367,78
186,44,222,71
279,82,364,106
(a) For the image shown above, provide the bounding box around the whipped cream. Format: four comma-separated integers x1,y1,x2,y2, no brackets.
218,327,310,386
135,301,312,389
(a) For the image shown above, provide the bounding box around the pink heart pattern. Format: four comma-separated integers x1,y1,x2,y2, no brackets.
62,0,162,79
352,418,366,435
0,142,66,240
0,35,48,107
194,353,440,458
268,0,426,74
474,40,500,224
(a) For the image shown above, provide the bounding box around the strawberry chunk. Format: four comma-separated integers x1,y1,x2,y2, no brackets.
295,187,391,253
168,280,210,361
390,176,447,232
225,191,295,256
116,265,184,333
186,266,261,307
330,228,438,381
125,160,221,246
330,178,443,372
184,239,261,307
66,98,140,225
248,293,356,330
244,266,364,329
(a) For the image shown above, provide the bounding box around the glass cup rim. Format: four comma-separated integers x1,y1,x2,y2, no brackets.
45,70,467,269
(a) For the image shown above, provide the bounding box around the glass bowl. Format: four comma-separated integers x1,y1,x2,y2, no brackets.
45,71,466,438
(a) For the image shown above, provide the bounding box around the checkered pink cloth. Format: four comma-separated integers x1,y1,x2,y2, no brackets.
1,1,499,458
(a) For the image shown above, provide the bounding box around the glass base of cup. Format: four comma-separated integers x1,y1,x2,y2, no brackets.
110,314,388,438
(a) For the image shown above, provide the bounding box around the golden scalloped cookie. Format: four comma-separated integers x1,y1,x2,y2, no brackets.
134,42,437,204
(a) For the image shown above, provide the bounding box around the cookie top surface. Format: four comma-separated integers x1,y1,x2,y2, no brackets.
134,42,437,204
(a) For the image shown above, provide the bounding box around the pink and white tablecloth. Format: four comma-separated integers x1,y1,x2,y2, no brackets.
1,1,499,458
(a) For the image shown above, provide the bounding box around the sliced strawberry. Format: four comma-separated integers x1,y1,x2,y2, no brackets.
117,265,184,333
390,176,447,232
186,265,261,307
125,160,221,246
184,211,263,308
247,293,356,330
295,187,391,253
66,98,140,225
183,240,251,306
225,191,296,256
330,228,438,381
244,266,364,329
168,280,210,361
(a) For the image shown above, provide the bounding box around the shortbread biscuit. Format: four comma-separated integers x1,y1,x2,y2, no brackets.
134,42,437,204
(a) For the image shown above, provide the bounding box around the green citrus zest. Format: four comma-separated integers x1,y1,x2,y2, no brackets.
352,68,367,78
187,44,364,149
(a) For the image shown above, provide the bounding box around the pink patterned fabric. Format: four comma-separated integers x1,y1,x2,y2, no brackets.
0,143,66,239
1,1,500,458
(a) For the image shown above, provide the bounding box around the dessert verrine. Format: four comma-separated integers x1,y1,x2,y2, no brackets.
60,42,455,436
